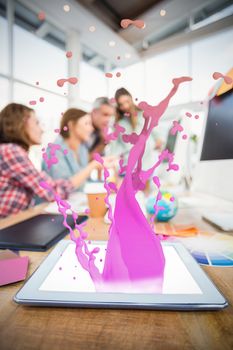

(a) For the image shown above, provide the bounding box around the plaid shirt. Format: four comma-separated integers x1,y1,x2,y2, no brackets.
0,143,73,218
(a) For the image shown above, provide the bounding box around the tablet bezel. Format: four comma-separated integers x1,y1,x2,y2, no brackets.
14,240,228,310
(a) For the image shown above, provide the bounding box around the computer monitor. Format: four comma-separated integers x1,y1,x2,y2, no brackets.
192,88,233,202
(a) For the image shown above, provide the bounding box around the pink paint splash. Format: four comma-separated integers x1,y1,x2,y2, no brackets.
120,19,145,29
57,77,78,87
103,124,125,143
213,72,233,85
39,97,44,102
42,143,61,170
29,100,37,106
170,120,183,135
116,72,121,78
66,51,72,58
38,11,46,21
185,112,192,118
40,76,192,292
105,73,113,78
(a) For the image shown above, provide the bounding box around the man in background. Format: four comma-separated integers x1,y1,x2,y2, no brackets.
89,97,114,157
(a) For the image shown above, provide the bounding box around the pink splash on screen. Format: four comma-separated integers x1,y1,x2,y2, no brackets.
105,73,113,78
57,77,78,87
29,100,37,106
170,120,183,135
42,143,61,170
39,97,44,102
40,76,191,292
38,11,46,21
213,72,233,85
116,72,121,78
66,51,72,58
120,19,145,29
185,112,192,118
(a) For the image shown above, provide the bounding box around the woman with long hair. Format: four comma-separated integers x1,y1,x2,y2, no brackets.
0,103,114,217
107,88,162,169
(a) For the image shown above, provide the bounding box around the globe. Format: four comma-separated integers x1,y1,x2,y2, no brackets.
146,191,178,222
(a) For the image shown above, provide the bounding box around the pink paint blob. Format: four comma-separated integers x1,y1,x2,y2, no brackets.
185,112,192,118
38,11,46,21
29,100,37,106
182,134,187,140
116,72,121,78
170,120,183,135
63,126,68,131
213,72,233,85
40,75,192,292
57,77,78,87
42,143,61,170
105,72,113,78
63,149,68,155
66,51,72,58
194,114,199,119
54,129,60,133
170,197,175,202
39,97,44,102
120,18,145,29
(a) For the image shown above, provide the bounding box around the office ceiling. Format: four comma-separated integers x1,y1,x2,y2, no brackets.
2,0,233,71
77,0,163,30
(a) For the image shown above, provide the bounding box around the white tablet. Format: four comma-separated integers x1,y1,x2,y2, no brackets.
14,240,227,310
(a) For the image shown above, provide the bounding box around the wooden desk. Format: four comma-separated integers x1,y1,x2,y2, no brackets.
0,206,233,350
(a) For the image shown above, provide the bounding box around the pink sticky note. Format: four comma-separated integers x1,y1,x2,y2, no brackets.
0,250,29,286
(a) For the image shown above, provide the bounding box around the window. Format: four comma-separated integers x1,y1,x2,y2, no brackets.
14,24,68,95
0,16,9,75
0,77,10,110
191,28,233,101
80,61,107,103
145,46,190,106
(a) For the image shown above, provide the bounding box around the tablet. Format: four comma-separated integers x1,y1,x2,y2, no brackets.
14,240,228,310
0,215,87,251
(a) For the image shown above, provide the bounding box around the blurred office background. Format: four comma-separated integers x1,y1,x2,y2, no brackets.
1,0,233,170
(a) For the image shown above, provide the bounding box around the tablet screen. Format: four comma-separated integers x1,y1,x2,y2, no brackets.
39,243,202,294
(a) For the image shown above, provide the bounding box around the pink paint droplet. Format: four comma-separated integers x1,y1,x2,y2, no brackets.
100,259,103,262
54,128,60,133
194,114,199,119
63,126,68,131
120,18,145,29
84,208,90,214
39,97,44,102
170,120,183,135
57,77,78,87
66,51,72,58
29,100,37,106
170,197,175,202
96,197,99,200
116,72,121,78
105,72,113,78
182,134,187,140
213,72,233,85
185,112,192,118
38,11,46,21
63,149,68,155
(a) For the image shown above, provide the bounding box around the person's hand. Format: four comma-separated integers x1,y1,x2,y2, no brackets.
90,156,118,170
